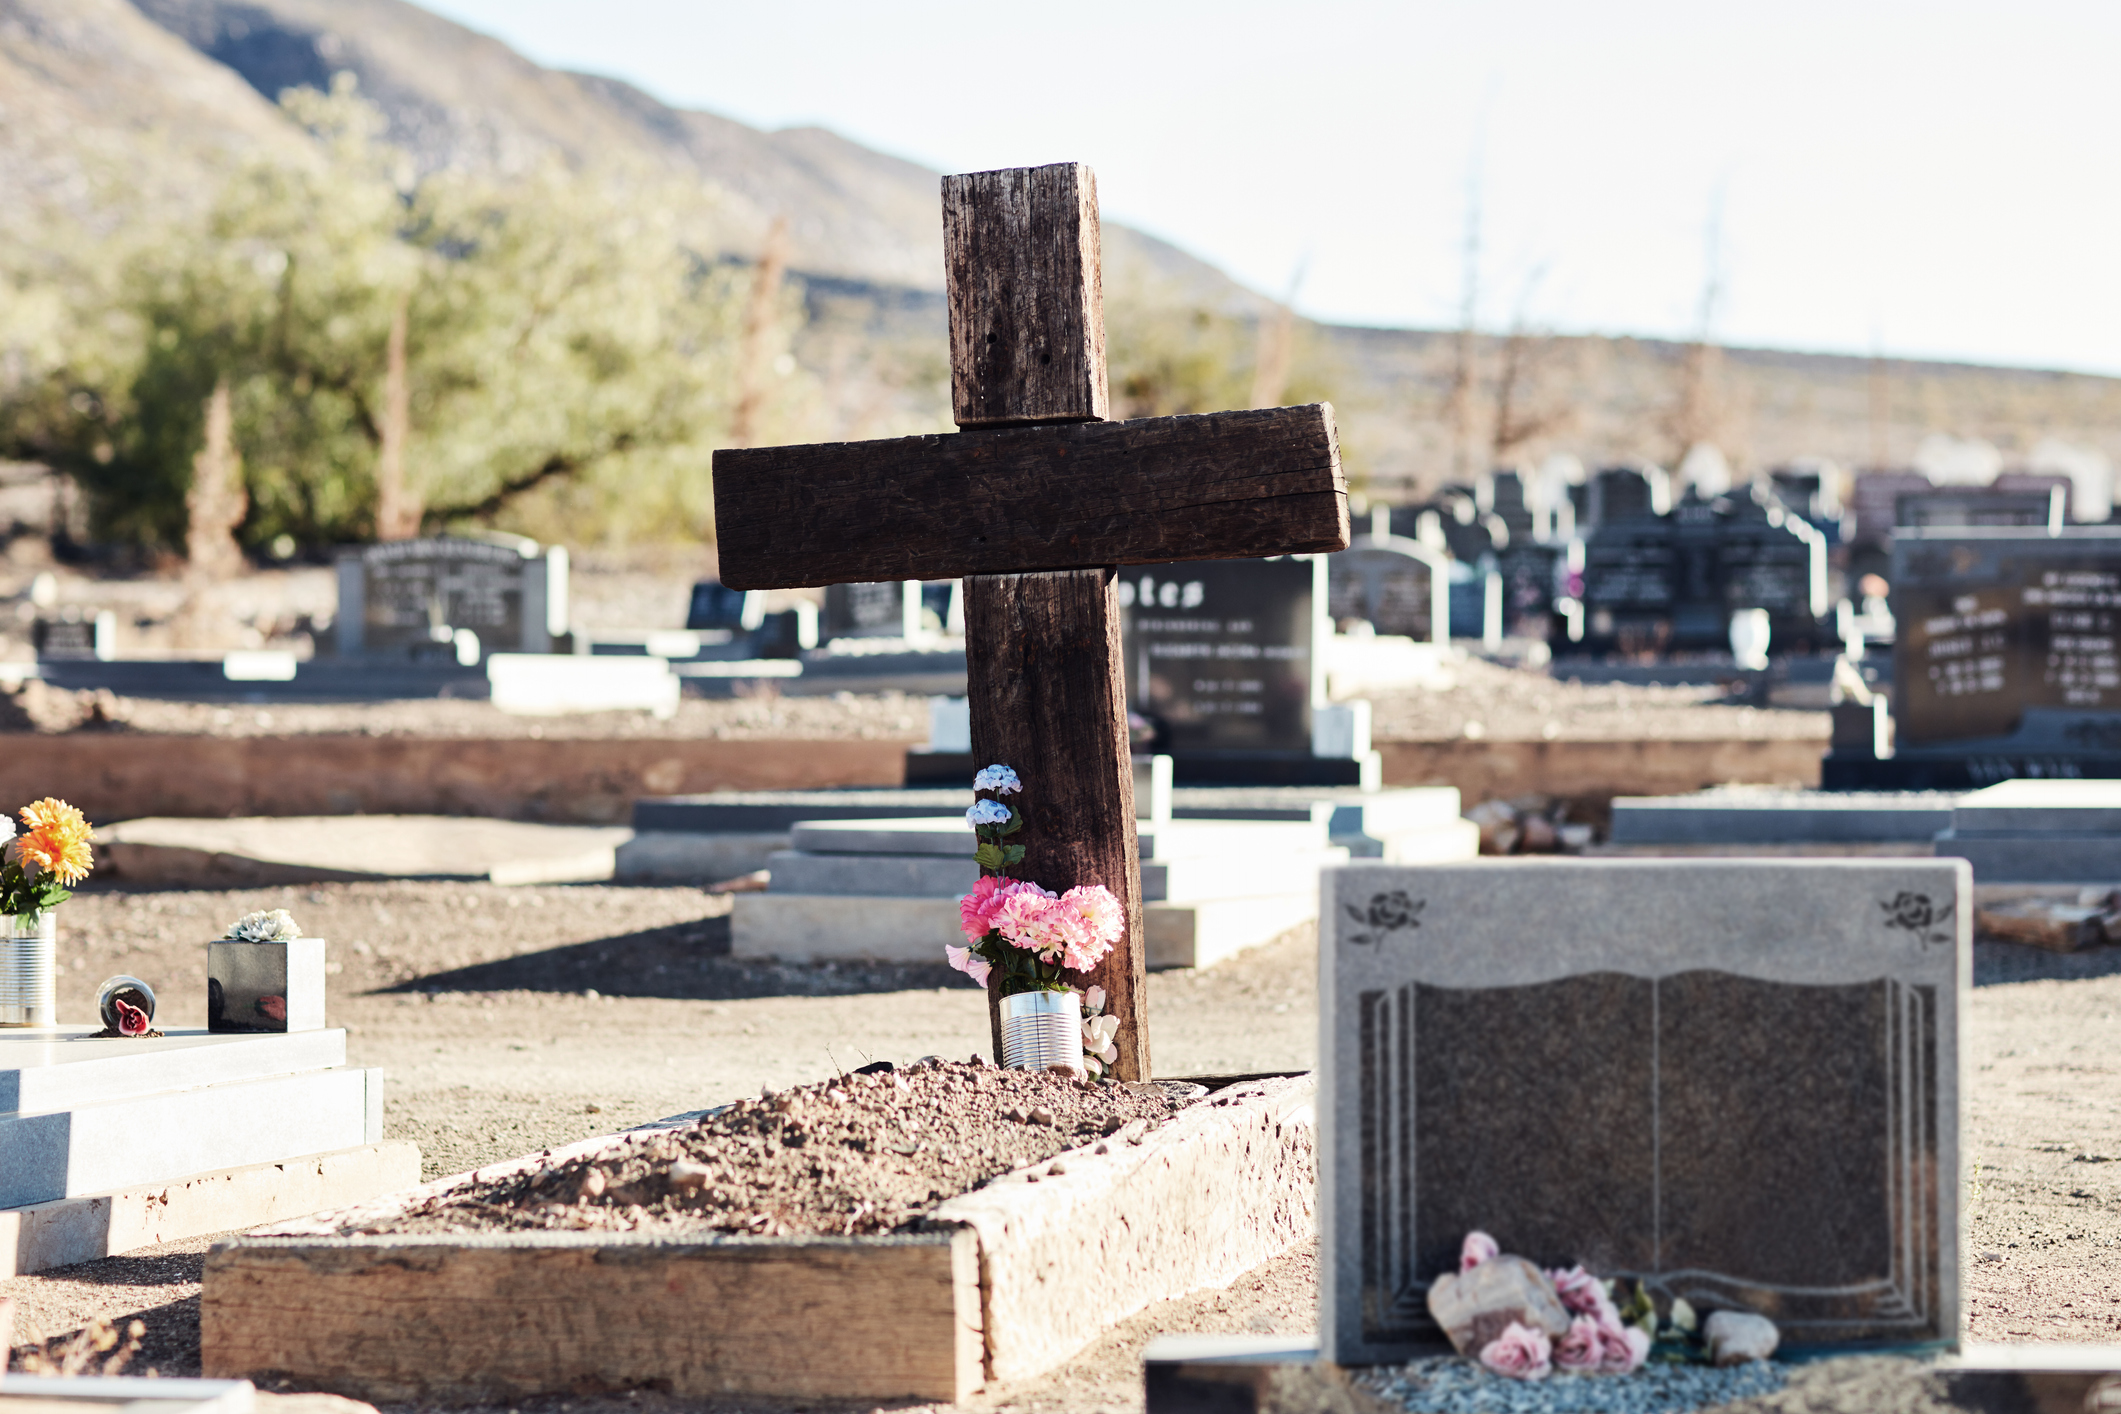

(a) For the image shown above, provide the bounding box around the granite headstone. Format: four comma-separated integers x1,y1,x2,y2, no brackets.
821,580,918,640
1892,526,2121,747
335,536,564,661
1328,539,1449,643
1119,557,1322,756
1321,857,1968,1364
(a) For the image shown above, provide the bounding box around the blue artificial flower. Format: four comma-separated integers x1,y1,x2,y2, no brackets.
966,800,1013,827
972,763,1021,795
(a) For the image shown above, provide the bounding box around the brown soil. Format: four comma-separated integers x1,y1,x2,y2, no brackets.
376,1064,1193,1238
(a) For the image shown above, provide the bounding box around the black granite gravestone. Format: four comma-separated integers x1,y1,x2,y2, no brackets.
821,580,913,640
1322,858,1967,1364
1897,487,2062,535
334,537,562,661
1119,557,1319,758
1573,486,1827,657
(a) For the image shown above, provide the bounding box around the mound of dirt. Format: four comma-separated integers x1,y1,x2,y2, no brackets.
375,1060,1198,1239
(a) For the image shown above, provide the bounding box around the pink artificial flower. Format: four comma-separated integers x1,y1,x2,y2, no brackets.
1056,885,1123,970
959,875,1006,944
1477,1321,1551,1381
945,944,992,988
993,885,1065,955
1593,1310,1650,1375
113,996,150,1036
1460,1230,1500,1273
1546,1265,1615,1320
1552,1316,1603,1374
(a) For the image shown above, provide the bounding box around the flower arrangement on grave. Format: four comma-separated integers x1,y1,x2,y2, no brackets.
1439,1231,1777,1380
0,798,95,1029
225,909,302,942
945,762,1127,1076
0,797,94,917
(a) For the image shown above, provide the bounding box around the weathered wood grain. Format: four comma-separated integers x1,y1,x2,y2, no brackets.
202,1230,983,1403
943,163,1107,426
966,569,1148,1081
712,403,1348,589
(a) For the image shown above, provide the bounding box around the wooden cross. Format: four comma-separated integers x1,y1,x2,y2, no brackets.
713,163,1348,1080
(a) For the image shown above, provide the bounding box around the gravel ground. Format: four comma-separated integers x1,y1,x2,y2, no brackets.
1356,1354,1788,1413
379,1064,1193,1238
7,884,2118,1411
1366,655,1828,742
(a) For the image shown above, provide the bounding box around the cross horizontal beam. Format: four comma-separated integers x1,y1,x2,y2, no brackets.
711,403,1348,590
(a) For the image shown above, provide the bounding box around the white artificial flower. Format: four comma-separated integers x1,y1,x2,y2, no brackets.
226,908,302,942
1083,1054,1104,1079
971,763,1021,795
965,799,1012,827
1084,985,1107,1015
1099,1041,1119,1064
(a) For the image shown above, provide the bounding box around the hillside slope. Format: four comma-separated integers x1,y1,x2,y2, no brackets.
4,0,2114,497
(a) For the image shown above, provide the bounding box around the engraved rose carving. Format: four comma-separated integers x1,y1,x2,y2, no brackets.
1880,890,1954,946
1345,890,1424,947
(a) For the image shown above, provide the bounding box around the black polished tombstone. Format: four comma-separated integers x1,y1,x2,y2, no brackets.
820,580,912,640
1826,526,2121,788
1571,486,1827,658
1120,557,1351,784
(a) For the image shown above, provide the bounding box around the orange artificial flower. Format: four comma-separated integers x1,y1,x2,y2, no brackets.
10,797,92,884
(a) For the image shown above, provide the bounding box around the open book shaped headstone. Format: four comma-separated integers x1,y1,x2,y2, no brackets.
1321,858,1968,1364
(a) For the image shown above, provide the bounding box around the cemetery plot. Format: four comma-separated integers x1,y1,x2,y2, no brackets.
202,1071,1317,1403
1321,857,1969,1365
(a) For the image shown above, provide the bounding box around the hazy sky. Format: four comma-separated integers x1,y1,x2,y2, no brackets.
419,1,2118,375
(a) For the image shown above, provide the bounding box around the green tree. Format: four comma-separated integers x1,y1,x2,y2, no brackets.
0,75,799,555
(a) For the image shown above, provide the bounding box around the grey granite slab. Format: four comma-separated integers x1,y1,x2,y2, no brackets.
1932,835,2121,883
1610,789,1961,844
1950,779,2121,836
1320,857,1969,1365
1,1063,381,1207
0,1028,347,1116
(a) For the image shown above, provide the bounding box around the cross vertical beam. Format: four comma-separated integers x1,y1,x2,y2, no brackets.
948,163,1147,1080
965,572,1146,1079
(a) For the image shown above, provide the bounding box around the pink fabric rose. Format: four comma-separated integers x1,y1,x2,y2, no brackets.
1552,1315,1603,1374
1594,1310,1650,1374
113,996,150,1036
1546,1265,1615,1320
1477,1321,1551,1381
1460,1230,1500,1272
945,944,992,988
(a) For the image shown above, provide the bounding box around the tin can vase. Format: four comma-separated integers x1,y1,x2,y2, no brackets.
1000,989,1084,1077
0,910,56,1028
